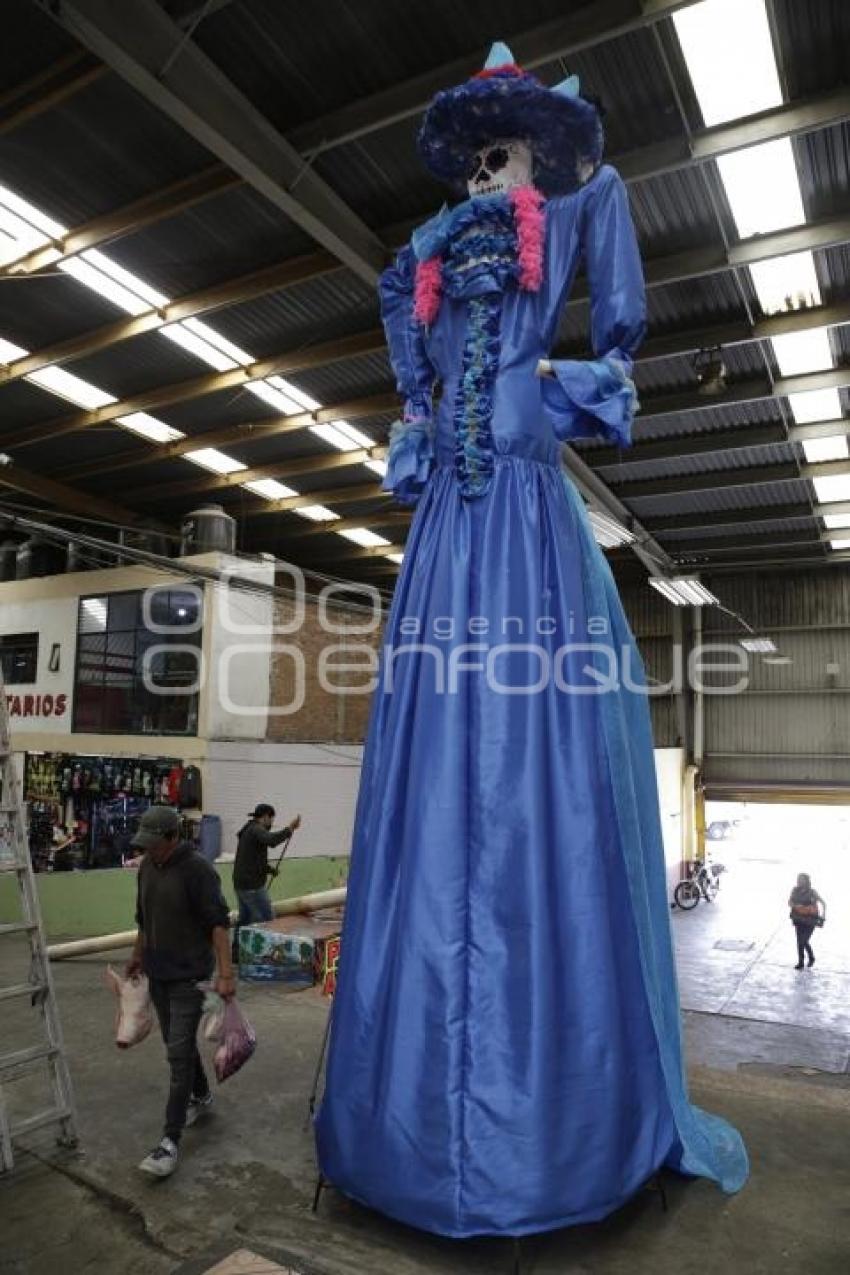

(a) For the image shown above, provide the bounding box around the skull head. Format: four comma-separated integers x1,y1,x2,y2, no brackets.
467,139,532,197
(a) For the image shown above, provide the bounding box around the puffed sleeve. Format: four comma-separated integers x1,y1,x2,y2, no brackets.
379,245,438,505
542,165,645,447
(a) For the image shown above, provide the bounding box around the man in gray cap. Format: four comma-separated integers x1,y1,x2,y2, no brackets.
125,805,233,1178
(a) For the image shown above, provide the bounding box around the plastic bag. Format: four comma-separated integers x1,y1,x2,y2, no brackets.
105,965,153,1049
213,998,256,1082
201,988,226,1043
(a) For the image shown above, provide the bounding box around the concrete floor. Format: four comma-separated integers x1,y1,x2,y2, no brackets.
3,837,850,1274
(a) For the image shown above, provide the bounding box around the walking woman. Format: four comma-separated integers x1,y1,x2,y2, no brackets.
789,873,826,970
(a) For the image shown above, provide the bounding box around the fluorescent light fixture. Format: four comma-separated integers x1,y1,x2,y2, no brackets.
771,328,832,377
718,140,805,238
829,537,850,551
673,0,781,127
82,250,168,308
0,336,28,363
117,412,184,443
267,376,321,411
246,380,307,415
739,637,777,653
0,206,49,255
790,389,842,424
802,435,848,463
241,478,297,500
58,255,153,316
184,448,247,475
295,504,339,522
309,422,362,452
386,552,405,564
25,365,117,409
749,252,821,316
334,420,374,448
364,459,388,477
587,509,636,548
823,513,850,529
182,318,251,365
338,528,391,547
763,655,792,666
650,577,719,607
160,322,238,371
813,475,850,503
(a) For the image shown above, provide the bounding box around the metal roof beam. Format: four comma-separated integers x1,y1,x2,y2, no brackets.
41,0,387,284
610,457,850,500
286,0,698,157
2,164,239,278
648,500,850,534
0,456,139,522
3,328,387,449
668,530,825,556
588,418,850,468
1,248,340,382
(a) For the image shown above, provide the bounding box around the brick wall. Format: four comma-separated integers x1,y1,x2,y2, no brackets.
266,594,385,742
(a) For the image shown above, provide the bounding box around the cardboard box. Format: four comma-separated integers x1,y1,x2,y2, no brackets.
239,912,342,986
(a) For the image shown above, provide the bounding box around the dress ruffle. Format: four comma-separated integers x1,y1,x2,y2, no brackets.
542,354,638,447
382,418,435,505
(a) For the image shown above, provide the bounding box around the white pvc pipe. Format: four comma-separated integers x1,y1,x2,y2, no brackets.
46,885,348,961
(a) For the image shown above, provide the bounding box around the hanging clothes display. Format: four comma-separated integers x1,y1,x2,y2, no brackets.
315,43,748,1239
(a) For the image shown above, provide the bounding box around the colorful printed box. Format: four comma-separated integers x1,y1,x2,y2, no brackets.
238,913,341,986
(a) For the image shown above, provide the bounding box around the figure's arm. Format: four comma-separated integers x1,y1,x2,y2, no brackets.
541,166,645,446
379,246,439,505
126,883,144,977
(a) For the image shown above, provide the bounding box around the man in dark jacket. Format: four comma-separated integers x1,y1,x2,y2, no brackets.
125,806,233,1178
233,803,301,931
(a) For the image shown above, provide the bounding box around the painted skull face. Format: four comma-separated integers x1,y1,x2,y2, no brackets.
466,139,532,197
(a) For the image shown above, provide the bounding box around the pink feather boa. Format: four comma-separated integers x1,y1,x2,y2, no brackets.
510,185,545,292
413,185,545,324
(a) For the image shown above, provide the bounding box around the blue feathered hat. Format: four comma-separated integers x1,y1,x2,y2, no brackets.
418,42,604,195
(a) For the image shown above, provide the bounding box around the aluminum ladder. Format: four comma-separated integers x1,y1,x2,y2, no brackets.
0,673,78,1172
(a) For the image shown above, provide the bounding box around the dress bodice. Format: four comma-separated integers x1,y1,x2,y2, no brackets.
379,165,646,503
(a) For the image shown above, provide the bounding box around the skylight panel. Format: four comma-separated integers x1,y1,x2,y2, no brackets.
310,422,362,452
802,436,848,464
829,538,850,551
58,256,153,316
813,475,850,503
183,318,252,365
338,528,391,547
749,252,821,316
0,183,66,238
82,249,169,308
385,553,405,564
296,505,341,522
364,459,388,477
184,448,247,475
771,328,832,378
789,389,843,424
246,381,307,414
673,0,781,126
267,376,321,411
823,513,850,530
160,323,239,371
0,336,29,362
25,365,117,410
332,419,375,448
117,412,185,443
717,140,805,238
242,478,298,500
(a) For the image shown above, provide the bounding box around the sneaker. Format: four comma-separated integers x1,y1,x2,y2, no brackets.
138,1137,179,1178
185,1094,214,1128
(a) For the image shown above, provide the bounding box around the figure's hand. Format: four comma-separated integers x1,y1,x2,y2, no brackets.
215,972,237,1000
289,814,302,833
535,358,554,379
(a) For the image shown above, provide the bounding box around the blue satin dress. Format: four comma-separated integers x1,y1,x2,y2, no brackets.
315,165,748,1238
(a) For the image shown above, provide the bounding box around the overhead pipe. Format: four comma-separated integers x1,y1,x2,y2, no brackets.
46,885,347,961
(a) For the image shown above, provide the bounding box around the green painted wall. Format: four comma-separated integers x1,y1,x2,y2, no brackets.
0,857,349,941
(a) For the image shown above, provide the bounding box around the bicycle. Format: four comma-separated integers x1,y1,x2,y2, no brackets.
673,859,726,910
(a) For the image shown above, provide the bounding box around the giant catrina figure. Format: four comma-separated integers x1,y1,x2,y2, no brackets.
316,43,748,1238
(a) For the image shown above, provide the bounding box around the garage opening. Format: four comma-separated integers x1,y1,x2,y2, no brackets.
672,799,850,1075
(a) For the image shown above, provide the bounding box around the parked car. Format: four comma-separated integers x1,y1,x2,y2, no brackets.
707,820,734,841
